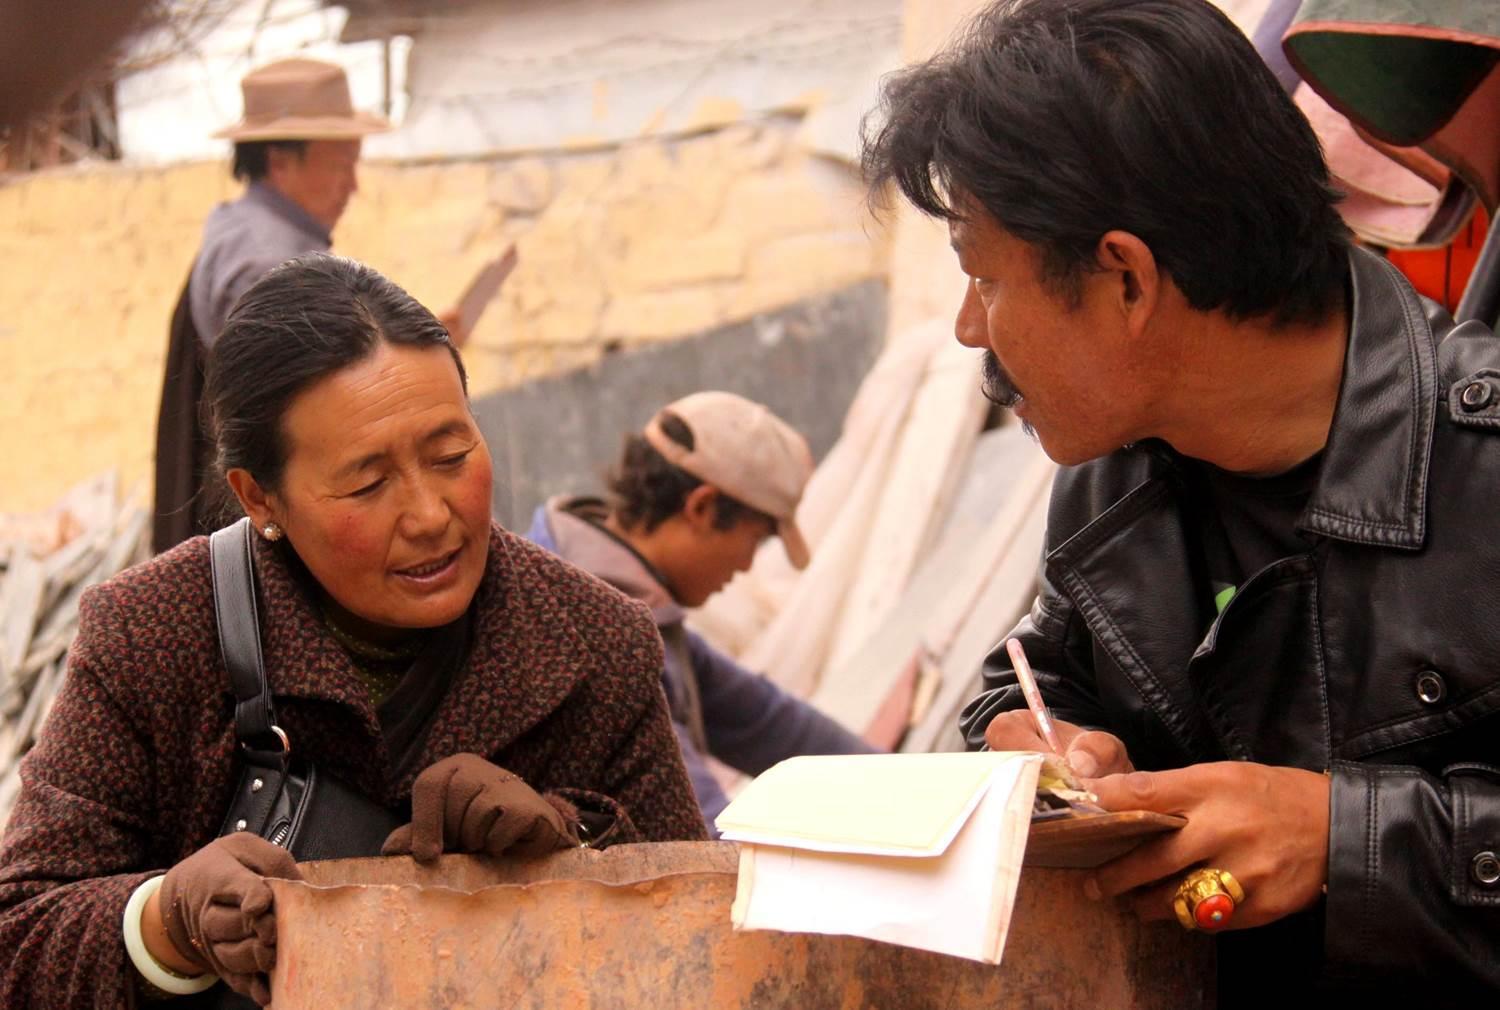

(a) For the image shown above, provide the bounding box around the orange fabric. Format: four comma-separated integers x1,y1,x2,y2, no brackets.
1386,206,1490,312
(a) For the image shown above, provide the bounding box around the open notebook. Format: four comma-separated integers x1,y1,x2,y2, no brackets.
717,751,1182,964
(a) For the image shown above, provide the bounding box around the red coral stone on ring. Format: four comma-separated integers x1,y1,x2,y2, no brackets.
1195,893,1235,929
1173,868,1245,931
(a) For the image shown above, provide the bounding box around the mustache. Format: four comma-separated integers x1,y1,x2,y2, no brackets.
980,351,1021,408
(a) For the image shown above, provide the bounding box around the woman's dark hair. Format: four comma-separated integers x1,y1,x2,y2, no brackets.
232,139,308,181
607,411,765,533
204,253,466,494
861,0,1350,326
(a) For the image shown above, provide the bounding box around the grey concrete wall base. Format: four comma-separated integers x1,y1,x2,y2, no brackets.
474,279,888,531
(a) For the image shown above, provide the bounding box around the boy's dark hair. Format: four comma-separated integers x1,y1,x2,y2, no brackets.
232,139,309,181
608,411,768,534
861,0,1350,325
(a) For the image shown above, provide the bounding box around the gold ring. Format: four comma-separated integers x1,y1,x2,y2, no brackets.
1173,867,1244,931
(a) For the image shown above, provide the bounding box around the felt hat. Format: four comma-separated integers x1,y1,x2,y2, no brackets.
214,57,389,141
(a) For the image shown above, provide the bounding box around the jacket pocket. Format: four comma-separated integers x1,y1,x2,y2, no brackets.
1337,674,1500,763
1189,559,1329,768
1448,763,1500,907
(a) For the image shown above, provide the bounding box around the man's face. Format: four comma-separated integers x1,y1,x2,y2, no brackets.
667,509,775,609
270,139,361,232
949,208,1149,465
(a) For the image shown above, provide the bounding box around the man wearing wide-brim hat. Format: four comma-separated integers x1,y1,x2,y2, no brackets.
152,57,389,554
196,56,389,345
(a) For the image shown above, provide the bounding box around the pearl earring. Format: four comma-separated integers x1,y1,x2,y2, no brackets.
262,523,284,542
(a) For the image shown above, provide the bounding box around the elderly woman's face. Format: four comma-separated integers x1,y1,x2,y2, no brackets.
270,342,493,633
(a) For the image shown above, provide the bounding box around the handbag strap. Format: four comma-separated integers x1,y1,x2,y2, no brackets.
209,517,285,759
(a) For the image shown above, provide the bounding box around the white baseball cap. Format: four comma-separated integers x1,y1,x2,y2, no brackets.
643,391,814,569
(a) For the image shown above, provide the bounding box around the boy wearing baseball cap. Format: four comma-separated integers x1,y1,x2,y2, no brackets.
527,392,877,833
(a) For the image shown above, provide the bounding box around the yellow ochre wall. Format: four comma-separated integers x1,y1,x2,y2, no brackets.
0,121,887,513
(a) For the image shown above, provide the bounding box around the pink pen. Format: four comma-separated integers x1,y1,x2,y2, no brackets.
1005,637,1064,755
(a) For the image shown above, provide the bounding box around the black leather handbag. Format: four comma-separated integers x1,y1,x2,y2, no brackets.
209,516,402,859
188,518,403,1009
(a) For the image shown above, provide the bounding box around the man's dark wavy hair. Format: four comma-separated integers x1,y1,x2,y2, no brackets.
861,0,1350,325
232,140,308,182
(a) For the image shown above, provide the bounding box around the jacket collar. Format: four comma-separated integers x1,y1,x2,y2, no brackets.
244,180,332,246
413,525,593,781
1298,246,1436,549
253,532,383,732
539,496,684,626
250,523,594,793
1039,247,1438,760
1052,244,1437,565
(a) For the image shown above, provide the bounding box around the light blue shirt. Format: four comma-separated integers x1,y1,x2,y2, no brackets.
188,181,331,345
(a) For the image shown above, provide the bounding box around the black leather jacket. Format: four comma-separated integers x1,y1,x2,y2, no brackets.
961,248,1500,1003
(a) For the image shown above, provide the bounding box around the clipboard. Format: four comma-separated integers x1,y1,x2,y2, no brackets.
456,244,518,335
1024,810,1186,868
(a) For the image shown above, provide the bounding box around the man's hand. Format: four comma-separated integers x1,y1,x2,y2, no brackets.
983,709,1134,778
1083,762,1330,930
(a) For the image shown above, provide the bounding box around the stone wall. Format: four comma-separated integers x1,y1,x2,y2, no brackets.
1,0,1267,516
0,119,889,513
474,279,887,531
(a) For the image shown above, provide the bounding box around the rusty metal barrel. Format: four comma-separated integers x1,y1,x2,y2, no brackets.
270,841,1210,1009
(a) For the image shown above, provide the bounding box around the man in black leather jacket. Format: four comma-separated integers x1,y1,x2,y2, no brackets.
862,0,1499,1004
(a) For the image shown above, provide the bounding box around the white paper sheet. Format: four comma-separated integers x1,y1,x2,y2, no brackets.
728,753,1041,964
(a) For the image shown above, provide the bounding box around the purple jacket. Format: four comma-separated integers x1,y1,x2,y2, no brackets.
527,497,877,835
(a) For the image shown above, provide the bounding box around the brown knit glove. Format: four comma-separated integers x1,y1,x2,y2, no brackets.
382,753,579,862
157,832,304,1007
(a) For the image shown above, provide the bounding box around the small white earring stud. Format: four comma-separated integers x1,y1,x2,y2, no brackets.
261,523,284,542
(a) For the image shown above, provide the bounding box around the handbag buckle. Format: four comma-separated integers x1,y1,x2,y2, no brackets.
240,723,291,758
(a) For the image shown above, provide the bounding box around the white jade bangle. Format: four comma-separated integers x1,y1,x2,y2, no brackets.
122,874,218,996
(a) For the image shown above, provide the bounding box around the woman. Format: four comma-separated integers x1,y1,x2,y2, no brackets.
0,254,706,1008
